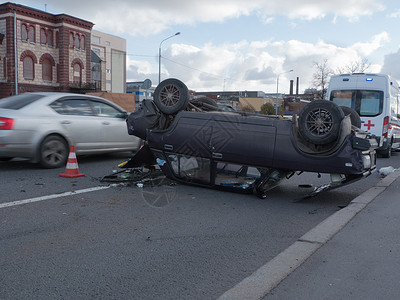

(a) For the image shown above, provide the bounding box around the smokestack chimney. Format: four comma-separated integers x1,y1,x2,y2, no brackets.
296,77,299,95
289,80,294,95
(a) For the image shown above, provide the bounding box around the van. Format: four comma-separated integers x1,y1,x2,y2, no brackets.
326,73,400,157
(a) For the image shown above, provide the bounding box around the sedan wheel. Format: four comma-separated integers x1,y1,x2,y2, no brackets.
39,135,69,168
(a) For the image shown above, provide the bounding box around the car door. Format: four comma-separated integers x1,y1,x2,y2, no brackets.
50,97,102,151
89,100,136,150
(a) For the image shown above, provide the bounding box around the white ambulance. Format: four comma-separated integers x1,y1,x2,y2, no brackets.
326,73,400,158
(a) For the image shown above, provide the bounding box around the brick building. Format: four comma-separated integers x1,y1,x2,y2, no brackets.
0,2,94,98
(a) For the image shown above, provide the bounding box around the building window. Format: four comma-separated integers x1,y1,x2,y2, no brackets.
40,28,46,44
47,30,53,47
55,31,59,48
75,34,80,49
92,36,100,44
28,25,35,43
23,56,34,80
42,58,52,82
3,57,7,78
80,35,85,50
21,24,27,41
73,63,81,83
69,32,74,48
106,41,110,46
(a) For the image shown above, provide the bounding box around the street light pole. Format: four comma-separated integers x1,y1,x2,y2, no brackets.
158,32,181,84
275,69,293,115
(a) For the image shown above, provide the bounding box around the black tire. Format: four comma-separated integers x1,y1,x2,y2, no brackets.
153,78,189,114
340,106,361,128
298,100,345,145
379,142,392,158
39,135,69,168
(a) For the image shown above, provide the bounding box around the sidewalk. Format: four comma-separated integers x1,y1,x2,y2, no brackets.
219,169,400,300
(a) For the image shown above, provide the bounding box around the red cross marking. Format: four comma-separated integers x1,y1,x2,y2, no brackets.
364,120,375,130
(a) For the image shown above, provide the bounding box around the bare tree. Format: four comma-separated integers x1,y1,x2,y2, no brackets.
312,58,333,99
336,58,370,74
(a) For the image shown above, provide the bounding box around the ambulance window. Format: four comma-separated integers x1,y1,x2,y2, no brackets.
331,90,354,108
359,91,383,116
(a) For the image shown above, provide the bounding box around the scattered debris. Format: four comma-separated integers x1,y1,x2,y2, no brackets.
100,166,164,184
377,166,396,177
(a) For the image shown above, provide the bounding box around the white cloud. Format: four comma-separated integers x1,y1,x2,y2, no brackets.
389,9,400,18
351,32,390,56
29,0,396,91
126,34,389,92
38,0,386,36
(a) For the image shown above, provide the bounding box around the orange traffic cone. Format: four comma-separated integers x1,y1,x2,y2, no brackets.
59,145,85,178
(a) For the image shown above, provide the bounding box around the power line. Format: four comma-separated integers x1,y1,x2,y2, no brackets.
162,56,234,82
94,50,240,86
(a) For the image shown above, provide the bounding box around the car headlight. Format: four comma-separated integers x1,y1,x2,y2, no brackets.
362,154,371,169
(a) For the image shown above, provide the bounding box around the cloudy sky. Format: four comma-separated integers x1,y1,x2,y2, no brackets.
21,0,400,93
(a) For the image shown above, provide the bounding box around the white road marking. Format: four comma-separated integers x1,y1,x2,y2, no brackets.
0,185,118,209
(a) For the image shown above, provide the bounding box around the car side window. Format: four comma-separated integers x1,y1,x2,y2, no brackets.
50,99,94,116
90,101,123,118
167,154,210,184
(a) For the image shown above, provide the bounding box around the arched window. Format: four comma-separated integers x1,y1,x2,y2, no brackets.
47,30,53,46
69,32,74,48
74,34,80,49
23,56,34,79
21,24,27,41
40,28,46,44
55,31,59,48
28,25,35,43
42,58,52,82
73,63,81,83
80,35,85,50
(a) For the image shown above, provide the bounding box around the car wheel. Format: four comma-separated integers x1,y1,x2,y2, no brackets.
39,135,69,168
298,100,345,145
153,78,189,114
340,106,361,128
379,142,392,158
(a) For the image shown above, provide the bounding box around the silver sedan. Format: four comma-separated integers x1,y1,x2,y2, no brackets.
0,92,141,168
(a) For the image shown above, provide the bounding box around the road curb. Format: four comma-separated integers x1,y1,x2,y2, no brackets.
218,169,400,300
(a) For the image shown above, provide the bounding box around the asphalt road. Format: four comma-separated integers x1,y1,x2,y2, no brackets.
0,152,398,299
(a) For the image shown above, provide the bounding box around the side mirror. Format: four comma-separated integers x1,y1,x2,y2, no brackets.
116,112,128,119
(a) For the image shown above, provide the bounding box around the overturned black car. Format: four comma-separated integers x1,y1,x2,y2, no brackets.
125,78,377,198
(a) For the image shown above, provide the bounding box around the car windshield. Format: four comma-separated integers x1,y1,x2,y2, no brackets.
330,89,384,117
0,94,44,110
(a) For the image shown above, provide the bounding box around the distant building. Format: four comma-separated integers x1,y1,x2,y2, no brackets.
0,2,94,98
91,29,126,93
126,80,154,103
90,50,103,90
